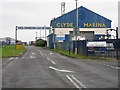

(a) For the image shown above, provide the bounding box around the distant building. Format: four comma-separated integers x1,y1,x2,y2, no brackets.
29,41,35,45
0,37,15,45
48,6,112,49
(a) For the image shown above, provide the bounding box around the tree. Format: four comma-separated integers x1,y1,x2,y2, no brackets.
35,39,47,47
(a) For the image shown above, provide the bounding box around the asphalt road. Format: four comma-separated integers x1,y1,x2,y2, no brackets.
2,46,119,89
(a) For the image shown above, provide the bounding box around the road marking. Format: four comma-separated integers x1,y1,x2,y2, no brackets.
66,75,86,89
32,53,35,55
46,58,50,60
30,56,36,58
71,75,86,88
39,50,43,56
15,57,18,59
46,58,56,64
3,57,14,65
49,66,74,73
9,57,14,60
49,53,53,55
116,67,120,69
66,75,79,88
104,64,120,70
30,56,33,58
51,61,56,64
7,57,19,66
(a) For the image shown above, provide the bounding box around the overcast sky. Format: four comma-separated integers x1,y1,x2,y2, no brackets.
0,0,119,42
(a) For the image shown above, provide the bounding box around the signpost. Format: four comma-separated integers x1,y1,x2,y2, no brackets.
15,26,51,49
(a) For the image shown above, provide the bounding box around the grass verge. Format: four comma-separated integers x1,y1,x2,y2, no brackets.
0,45,27,58
41,47,112,60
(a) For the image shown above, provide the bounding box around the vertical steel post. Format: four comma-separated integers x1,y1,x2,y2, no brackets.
40,29,41,39
116,27,118,39
53,18,56,49
116,27,119,59
15,26,17,49
45,26,46,40
35,32,37,41
75,0,78,55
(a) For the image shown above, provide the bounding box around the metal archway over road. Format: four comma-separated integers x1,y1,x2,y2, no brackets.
15,26,51,44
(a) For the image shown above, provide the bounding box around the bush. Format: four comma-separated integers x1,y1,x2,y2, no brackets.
35,39,47,47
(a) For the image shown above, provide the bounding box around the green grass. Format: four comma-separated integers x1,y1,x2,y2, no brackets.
0,45,27,58
41,47,112,60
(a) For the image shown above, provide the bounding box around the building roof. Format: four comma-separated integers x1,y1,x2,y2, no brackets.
51,6,112,28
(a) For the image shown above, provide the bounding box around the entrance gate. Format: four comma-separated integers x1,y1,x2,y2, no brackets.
15,26,51,49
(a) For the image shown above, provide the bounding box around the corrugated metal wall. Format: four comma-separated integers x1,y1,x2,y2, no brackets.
51,6,111,28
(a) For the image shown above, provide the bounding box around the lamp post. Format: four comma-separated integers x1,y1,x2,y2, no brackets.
74,0,78,55
53,17,56,49
15,26,18,45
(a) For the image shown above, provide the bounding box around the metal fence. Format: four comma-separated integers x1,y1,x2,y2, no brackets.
54,40,120,59
87,49,120,59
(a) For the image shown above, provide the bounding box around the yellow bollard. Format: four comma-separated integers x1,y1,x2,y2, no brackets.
16,44,21,49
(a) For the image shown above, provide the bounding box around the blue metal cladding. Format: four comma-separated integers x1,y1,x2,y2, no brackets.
94,34,111,40
48,34,54,49
64,35,70,41
51,6,111,28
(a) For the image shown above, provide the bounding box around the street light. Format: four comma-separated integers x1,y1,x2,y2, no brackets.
74,0,78,55
53,17,56,49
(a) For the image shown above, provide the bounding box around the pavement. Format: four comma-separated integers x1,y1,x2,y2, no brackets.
2,46,119,89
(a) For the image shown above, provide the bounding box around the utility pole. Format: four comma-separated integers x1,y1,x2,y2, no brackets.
75,0,78,55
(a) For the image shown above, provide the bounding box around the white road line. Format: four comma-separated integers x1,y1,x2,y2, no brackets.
9,57,14,60
66,75,80,88
49,66,74,73
49,53,53,55
15,57,18,59
71,75,86,88
32,53,35,55
7,57,18,66
30,56,33,58
104,64,120,70
3,57,14,65
46,58,50,60
116,67,120,69
39,50,43,56
46,58,56,64
51,61,56,64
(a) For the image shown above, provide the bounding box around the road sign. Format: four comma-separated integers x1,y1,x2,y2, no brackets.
16,26,51,30
56,37,65,40
56,34,65,40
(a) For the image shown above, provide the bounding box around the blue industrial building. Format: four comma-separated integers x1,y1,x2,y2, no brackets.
47,6,112,49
